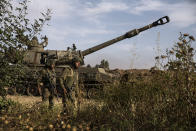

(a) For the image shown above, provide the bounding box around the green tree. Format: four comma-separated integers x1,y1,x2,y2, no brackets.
98,59,110,70
166,33,196,72
155,33,196,88
87,64,91,68
0,0,51,97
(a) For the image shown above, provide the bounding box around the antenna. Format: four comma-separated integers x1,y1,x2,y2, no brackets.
130,40,138,69
155,32,161,69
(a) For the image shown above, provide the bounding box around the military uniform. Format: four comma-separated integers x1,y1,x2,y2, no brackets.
59,66,79,115
40,60,56,109
59,57,81,116
27,36,48,49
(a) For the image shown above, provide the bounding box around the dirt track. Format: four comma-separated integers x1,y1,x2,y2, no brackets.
7,95,104,110
7,95,60,107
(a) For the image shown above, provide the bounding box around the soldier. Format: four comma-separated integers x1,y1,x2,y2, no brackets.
29,36,39,47
27,36,48,49
40,36,48,48
59,57,81,116
39,59,56,109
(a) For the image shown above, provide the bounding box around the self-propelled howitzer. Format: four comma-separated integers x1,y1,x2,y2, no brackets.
17,16,169,96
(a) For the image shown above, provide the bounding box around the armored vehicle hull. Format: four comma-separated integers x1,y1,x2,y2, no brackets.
78,67,120,98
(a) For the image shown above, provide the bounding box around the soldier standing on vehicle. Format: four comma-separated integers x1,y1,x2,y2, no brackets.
39,59,56,109
27,36,48,50
59,57,81,116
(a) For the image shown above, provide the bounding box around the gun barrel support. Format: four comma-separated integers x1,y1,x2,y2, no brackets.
82,16,169,56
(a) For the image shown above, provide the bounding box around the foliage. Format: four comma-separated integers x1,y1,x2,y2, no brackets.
155,33,196,88
95,59,110,70
86,64,91,68
97,34,196,129
155,33,196,71
0,98,16,113
0,0,51,95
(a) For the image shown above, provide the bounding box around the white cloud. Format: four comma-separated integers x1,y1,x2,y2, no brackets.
45,25,112,39
129,0,165,15
26,0,129,23
23,0,130,27
83,1,128,16
15,0,196,29
43,25,113,49
129,0,196,27
65,27,112,37
168,3,196,27
78,1,129,24
192,28,196,34
117,42,137,52
44,26,68,43
26,0,74,20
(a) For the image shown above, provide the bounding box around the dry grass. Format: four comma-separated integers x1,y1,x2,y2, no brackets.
7,95,42,107
6,95,105,111
1,70,196,130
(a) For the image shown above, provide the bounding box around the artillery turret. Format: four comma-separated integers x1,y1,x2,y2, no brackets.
23,16,169,67
17,16,169,96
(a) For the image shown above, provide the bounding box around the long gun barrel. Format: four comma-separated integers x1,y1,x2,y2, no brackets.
82,16,170,56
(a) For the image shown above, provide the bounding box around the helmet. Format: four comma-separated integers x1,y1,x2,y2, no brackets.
72,57,81,63
32,36,38,41
72,56,84,64
71,56,83,69
46,59,55,67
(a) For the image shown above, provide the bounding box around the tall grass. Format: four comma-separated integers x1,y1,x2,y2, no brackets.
0,33,195,130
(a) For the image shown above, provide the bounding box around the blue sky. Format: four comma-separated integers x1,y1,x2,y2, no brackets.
25,0,196,69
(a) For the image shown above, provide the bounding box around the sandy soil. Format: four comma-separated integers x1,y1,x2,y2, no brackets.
7,95,61,106
6,95,104,110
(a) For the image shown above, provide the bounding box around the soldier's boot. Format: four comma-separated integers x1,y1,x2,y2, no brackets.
41,90,49,108
72,100,78,117
42,88,49,101
71,93,78,117
61,96,68,115
49,95,54,109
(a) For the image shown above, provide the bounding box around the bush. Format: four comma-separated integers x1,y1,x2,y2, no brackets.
0,98,15,113
95,33,196,130
0,0,51,97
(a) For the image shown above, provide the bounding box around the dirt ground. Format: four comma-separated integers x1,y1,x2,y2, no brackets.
7,95,43,107
7,95,60,107
7,95,104,110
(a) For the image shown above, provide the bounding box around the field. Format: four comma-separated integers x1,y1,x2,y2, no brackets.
0,68,196,130
0,33,196,130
